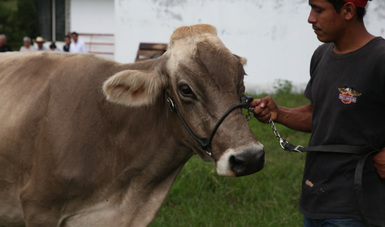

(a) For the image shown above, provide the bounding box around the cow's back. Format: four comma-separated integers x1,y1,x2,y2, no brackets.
0,52,120,225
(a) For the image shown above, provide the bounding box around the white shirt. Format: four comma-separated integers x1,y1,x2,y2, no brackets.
20,46,35,52
70,40,87,53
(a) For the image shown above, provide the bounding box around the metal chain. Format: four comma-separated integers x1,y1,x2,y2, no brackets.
246,107,253,122
247,107,303,152
268,119,304,152
268,119,290,150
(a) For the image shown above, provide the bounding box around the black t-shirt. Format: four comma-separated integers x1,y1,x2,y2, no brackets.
0,45,12,52
300,37,385,226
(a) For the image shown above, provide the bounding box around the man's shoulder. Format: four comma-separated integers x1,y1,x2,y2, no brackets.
310,43,332,65
314,43,331,55
366,37,385,59
368,36,385,47
372,36,385,50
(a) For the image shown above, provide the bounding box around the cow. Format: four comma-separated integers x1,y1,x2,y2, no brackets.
0,24,264,227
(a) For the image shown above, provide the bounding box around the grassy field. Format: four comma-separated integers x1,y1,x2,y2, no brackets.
150,93,311,227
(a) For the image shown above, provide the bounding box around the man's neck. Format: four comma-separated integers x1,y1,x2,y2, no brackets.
333,24,375,54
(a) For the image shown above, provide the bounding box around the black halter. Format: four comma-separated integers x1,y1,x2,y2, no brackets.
166,94,253,157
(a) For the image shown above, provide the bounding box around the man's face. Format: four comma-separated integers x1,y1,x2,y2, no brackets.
308,0,346,43
24,40,31,47
71,34,78,42
65,37,71,45
0,37,5,46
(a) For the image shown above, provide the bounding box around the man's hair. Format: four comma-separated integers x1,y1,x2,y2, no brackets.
327,0,367,21
23,37,31,42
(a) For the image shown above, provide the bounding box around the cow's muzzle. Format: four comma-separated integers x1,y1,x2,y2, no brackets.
216,144,265,177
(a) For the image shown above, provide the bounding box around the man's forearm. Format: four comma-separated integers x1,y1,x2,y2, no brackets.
276,104,313,132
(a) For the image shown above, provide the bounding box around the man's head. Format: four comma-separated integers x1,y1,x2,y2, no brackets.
49,42,57,51
64,35,71,45
0,35,6,46
71,32,79,43
23,37,31,47
308,0,370,43
35,36,45,49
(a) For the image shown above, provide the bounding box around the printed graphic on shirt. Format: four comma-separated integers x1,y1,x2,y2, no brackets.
338,87,362,104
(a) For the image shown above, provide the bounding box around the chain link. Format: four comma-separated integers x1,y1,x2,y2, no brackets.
246,107,253,122
268,119,290,150
247,108,302,152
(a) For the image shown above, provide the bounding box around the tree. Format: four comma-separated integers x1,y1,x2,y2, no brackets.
0,0,37,50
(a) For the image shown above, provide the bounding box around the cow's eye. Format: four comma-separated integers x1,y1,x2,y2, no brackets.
178,84,195,98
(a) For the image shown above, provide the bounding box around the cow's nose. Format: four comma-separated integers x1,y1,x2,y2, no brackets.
229,147,265,177
216,144,265,177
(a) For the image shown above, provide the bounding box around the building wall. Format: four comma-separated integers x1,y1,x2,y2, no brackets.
69,0,385,92
70,0,114,34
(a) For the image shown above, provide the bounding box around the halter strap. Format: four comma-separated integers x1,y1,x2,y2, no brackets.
167,95,253,157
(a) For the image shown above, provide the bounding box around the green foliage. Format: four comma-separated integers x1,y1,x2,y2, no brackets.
151,93,311,227
274,79,293,94
0,0,37,50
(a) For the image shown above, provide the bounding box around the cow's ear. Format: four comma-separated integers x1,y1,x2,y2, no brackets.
234,54,247,66
103,70,164,106
239,57,247,66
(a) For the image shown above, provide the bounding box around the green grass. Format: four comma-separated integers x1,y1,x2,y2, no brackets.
150,93,311,227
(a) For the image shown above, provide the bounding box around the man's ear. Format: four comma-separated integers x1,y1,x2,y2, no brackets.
343,2,356,20
103,70,165,107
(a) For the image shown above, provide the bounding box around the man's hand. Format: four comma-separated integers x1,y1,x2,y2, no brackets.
373,148,385,179
249,96,278,123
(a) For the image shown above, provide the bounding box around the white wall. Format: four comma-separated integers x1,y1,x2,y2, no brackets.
71,0,115,34
110,0,385,92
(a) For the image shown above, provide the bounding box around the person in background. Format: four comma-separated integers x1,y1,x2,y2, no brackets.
250,0,385,226
69,32,87,53
0,34,12,52
35,36,47,51
49,42,61,52
19,36,35,52
63,35,71,52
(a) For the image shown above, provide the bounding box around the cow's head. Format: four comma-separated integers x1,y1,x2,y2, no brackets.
103,24,264,176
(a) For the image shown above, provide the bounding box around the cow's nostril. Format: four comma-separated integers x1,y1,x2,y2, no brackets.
229,155,247,173
229,150,265,177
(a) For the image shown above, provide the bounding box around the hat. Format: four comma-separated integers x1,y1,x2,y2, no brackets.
342,0,370,8
35,36,45,43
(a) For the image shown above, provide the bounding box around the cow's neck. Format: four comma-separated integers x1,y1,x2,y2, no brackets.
95,94,193,225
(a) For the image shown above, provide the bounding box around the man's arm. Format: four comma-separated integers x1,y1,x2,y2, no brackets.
374,148,385,179
250,96,313,133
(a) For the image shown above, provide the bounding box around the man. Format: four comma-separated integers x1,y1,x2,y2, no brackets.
49,42,61,52
35,36,47,51
251,0,385,226
69,32,87,53
0,34,12,52
19,37,35,52
63,35,71,52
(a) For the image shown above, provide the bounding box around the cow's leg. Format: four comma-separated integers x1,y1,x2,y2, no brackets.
19,181,62,227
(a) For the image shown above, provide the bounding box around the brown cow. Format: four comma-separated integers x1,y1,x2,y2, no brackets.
0,24,264,227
